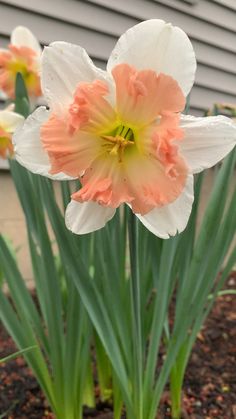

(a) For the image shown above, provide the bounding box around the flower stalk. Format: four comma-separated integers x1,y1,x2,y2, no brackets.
169,342,189,419
128,210,143,419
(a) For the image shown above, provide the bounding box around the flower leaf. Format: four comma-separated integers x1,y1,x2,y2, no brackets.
14,72,30,117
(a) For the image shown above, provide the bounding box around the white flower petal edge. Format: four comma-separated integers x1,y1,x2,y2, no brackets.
136,175,194,239
5,103,15,112
42,42,114,115
180,115,236,174
0,111,24,132
11,26,42,56
13,106,75,180
65,200,116,235
107,19,196,97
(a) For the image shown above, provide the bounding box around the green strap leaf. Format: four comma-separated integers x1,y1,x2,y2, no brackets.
0,346,38,364
14,72,30,117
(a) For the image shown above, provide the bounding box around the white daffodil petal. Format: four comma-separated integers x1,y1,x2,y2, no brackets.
13,106,75,180
65,200,116,235
11,26,41,55
136,175,194,238
180,115,236,174
107,19,196,97
5,103,15,112
0,111,24,132
41,42,114,114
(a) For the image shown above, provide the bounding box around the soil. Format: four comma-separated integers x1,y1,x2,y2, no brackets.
0,274,236,419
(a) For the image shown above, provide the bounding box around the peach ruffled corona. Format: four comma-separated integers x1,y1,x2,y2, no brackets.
41,64,187,216
13,19,236,237
0,27,42,98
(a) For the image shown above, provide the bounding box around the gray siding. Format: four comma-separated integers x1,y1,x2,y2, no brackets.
0,0,235,116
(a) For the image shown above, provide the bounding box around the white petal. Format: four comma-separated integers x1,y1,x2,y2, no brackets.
65,200,116,234
107,19,196,97
5,103,15,112
0,111,24,132
41,42,114,115
11,26,41,56
136,175,194,239
180,115,236,174
13,106,74,180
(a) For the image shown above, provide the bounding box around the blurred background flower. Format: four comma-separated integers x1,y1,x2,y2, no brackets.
0,26,41,99
0,105,24,158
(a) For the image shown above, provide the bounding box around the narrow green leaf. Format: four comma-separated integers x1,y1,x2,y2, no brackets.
0,346,38,364
14,72,30,117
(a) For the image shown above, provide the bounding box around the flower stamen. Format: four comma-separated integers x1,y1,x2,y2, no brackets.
101,134,134,162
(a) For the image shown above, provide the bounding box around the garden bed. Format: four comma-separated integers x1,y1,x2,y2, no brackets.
1,274,236,419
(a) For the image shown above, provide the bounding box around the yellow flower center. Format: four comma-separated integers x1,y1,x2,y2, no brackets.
101,124,135,162
0,133,13,158
8,59,28,78
0,136,10,146
7,59,37,90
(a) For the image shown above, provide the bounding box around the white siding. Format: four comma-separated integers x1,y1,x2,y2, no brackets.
0,0,235,115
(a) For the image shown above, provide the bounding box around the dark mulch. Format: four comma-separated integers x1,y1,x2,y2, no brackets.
0,273,236,418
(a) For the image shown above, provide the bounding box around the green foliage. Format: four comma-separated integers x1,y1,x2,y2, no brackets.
14,73,30,117
38,148,236,419
0,346,37,364
1,150,235,419
0,235,17,288
0,161,96,419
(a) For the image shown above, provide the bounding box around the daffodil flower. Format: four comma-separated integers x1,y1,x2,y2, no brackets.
13,20,236,238
0,106,24,159
0,26,42,99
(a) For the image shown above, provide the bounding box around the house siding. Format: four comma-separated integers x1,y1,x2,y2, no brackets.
0,0,235,115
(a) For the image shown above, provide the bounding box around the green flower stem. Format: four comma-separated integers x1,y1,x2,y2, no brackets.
83,360,96,408
170,342,189,419
128,210,143,419
112,373,123,419
95,332,112,402
170,365,183,419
